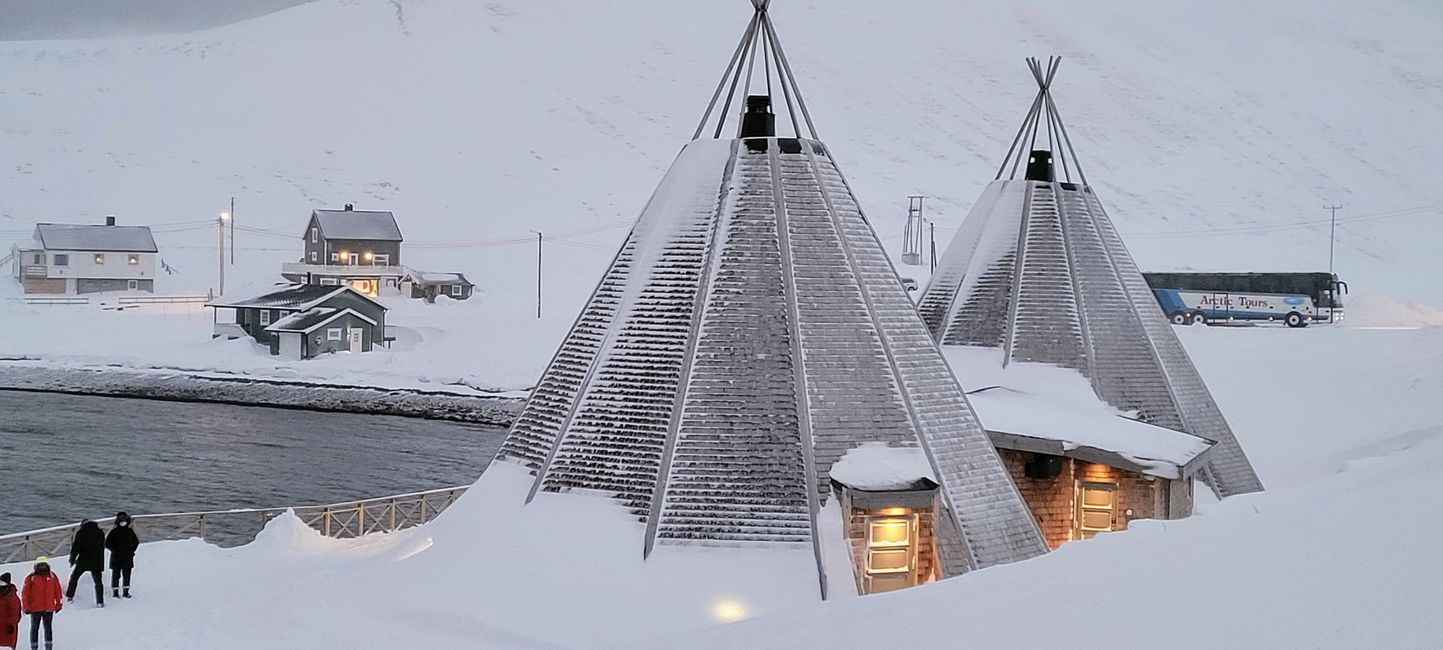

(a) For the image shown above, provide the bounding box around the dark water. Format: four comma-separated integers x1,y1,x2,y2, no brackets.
0,390,507,533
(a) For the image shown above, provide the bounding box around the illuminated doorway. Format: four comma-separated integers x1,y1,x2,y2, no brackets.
864,513,917,594
1076,482,1117,539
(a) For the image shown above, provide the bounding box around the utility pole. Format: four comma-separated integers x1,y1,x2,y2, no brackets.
532,231,543,319
219,211,230,295
1325,204,1342,324
929,221,937,273
1324,204,1341,277
229,197,236,265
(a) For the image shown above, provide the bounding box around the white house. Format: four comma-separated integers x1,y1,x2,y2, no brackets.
9,218,159,294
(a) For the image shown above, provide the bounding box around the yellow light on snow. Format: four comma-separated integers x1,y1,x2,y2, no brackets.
711,599,750,624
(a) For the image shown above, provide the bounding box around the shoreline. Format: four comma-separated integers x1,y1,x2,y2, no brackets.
0,362,525,426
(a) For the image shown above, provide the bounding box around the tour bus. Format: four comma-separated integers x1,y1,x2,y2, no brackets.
1142,272,1347,328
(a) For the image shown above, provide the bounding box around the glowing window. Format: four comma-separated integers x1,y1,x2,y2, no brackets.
93,253,106,264
127,255,139,265
1077,482,1117,538
863,514,917,594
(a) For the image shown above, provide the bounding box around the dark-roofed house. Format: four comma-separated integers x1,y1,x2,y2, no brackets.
9,217,159,294
280,204,405,297
400,271,475,302
207,284,389,359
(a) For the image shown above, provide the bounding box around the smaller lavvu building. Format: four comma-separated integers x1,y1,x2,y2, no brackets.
917,58,1262,547
9,217,158,294
207,284,389,359
281,205,406,297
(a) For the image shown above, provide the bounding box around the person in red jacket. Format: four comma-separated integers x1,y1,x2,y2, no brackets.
0,572,21,650
20,558,62,650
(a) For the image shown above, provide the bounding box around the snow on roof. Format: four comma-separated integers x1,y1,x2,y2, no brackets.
35,223,158,252
208,283,387,312
967,387,1215,479
311,209,402,241
407,270,471,285
829,443,937,491
944,346,1214,478
265,307,376,333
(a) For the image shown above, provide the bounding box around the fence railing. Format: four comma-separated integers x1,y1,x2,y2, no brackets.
23,296,89,305
117,294,210,305
0,485,469,565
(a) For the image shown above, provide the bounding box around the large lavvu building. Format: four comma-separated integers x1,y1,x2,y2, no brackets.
477,0,1046,608
916,59,1263,548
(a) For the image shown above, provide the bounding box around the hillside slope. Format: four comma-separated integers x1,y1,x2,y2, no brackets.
1,0,1440,316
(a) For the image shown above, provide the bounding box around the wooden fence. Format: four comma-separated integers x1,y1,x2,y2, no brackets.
0,486,468,565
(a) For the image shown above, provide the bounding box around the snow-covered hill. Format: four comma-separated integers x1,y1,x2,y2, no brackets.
2,0,1441,315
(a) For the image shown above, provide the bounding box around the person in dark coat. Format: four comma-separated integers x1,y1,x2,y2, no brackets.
0,573,21,650
104,512,140,599
64,520,105,607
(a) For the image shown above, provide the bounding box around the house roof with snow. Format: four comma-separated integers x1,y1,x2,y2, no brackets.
487,3,1046,598
265,307,377,333
404,270,472,286
34,223,158,253
916,58,1261,498
207,284,386,312
308,209,402,241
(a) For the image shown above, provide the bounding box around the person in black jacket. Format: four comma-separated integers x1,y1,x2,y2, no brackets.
64,520,105,607
104,512,140,599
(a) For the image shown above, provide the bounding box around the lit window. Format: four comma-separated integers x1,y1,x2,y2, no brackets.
53,254,68,266
94,253,106,264
259,310,271,326
127,255,140,265
327,328,343,341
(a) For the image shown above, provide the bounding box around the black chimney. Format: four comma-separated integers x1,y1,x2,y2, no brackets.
739,95,775,138
344,203,354,211
105,215,116,226
1025,150,1055,182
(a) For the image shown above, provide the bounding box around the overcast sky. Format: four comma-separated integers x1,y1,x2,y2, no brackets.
0,0,313,40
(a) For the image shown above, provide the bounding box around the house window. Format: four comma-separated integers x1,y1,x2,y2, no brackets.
53,254,68,266
127,280,138,290
319,277,339,286
309,251,317,262
863,513,917,594
259,310,272,326
94,253,106,264
450,284,464,297
127,255,140,265
327,328,343,341
311,227,318,243
330,252,339,263
372,254,389,266
1077,482,1118,539
32,253,42,264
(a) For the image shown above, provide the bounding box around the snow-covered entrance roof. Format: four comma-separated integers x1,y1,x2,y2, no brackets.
310,209,402,241
485,2,1046,598
968,387,1215,479
35,223,158,252
917,58,1262,498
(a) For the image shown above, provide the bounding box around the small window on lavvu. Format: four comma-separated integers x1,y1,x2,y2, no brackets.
327,328,343,341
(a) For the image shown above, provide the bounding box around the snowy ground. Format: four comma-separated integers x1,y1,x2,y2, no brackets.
4,324,1439,649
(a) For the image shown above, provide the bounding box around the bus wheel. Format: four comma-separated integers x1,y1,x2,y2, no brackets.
1285,312,1306,328
1170,313,1189,325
